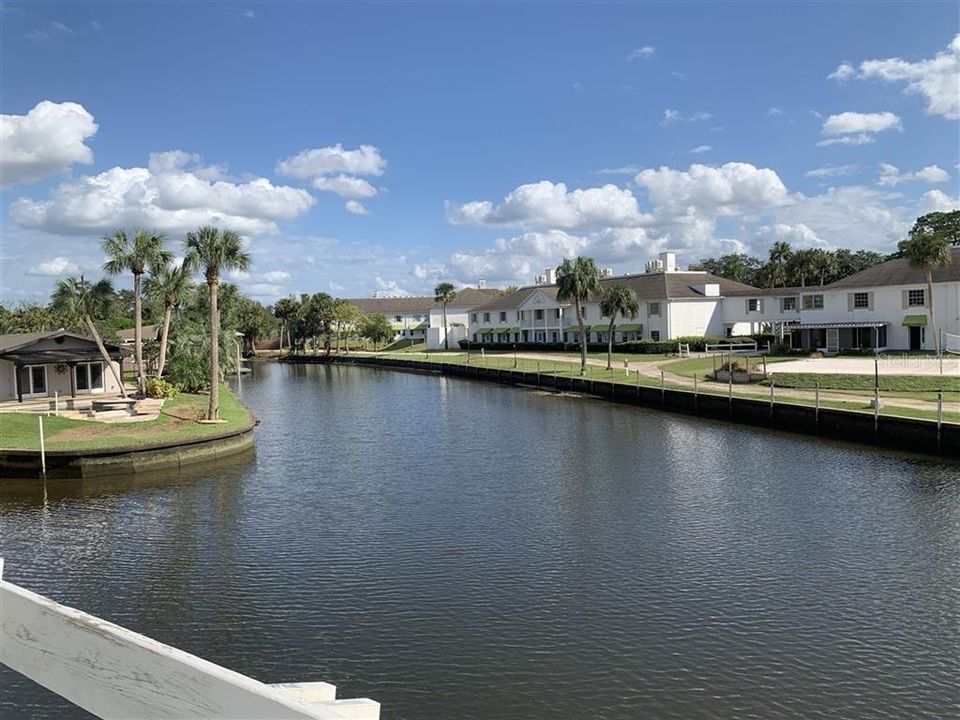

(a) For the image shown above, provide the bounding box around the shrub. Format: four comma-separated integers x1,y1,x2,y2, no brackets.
145,377,181,399
165,356,208,394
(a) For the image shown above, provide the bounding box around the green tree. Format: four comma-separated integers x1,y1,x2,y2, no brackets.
358,313,393,349
556,256,601,375
144,260,193,378
332,300,362,354
102,228,173,394
236,297,276,355
50,276,126,396
910,210,960,247
899,216,953,354
183,226,251,421
273,297,299,354
788,248,818,287
599,285,640,370
767,241,792,287
434,282,457,350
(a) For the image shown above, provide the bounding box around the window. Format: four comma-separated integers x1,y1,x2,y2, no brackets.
581,306,589,320
650,330,661,341
748,298,759,312
516,311,521,321
853,292,870,309
782,297,797,312
499,311,507,321
470,313,477,323
535,309,544,320
75,362,104,393
553,308,561,320
802,294,824,310
908,289,925,307
483,312,490,322
648,302,660,316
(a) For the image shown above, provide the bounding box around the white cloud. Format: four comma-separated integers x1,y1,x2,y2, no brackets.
827,62,856,82
921,189,960,212
767,107,784,117
247,283,285,298
10,151,315,235
816,133,876,147
276,144,386,179
627,46,655,61
242,9,255,19
344,200,369,215
661,109,713,126
877,163,950,186
0,101,98,187
595,164,642,175
25,20,74,42
754,222,826,249
27,256,79,276
633,162,792,216
805,164,858,179
821,111,903,135
312,174,377,199
446,180,649,230
261,270,291,283
833,35,960,119
689,145,712,155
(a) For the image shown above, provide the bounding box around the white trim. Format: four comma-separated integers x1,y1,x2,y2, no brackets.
74,361,106,395
21,364,48,398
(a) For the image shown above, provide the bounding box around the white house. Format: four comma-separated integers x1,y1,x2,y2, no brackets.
0,331,126,403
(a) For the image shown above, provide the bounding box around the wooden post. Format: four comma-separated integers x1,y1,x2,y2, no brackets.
15,363,23,404
815,382,820,423
38,416,46,478
769,379,775,415
660,369,665,404
69,362,77,398
937,391,943,451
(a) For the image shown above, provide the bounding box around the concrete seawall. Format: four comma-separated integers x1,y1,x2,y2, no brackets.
0,424,256,479
289,355,959,461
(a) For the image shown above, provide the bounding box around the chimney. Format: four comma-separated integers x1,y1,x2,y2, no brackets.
544,267,557,285
660,252,677,273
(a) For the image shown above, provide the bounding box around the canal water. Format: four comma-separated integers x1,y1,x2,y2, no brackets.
1,362,958,719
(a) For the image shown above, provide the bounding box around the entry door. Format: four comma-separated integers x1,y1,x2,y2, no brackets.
826,329,839,354
909,326,923,350
18,365,48,397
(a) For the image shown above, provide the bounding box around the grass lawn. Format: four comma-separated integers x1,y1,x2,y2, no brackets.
768,372,960,393
665,355,796,379
0,387,252,452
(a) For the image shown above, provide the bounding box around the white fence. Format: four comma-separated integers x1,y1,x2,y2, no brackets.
0,562,379,719
705,341,759,355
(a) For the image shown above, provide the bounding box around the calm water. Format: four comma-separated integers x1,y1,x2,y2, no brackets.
1,362,959,719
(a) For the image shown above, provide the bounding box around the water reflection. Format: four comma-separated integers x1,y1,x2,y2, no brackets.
2,362,958,720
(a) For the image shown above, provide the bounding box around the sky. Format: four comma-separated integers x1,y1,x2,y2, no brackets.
1,1,958,303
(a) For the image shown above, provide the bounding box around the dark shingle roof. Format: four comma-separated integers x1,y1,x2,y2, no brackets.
346,288,501,316
826,248,960,289
725,285,822,297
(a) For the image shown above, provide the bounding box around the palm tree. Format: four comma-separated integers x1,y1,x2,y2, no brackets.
789,249,817,287
102,229,172,394
51,276,126,397
434,282,457,350
556,256,601,375
273,297,299,354
899,225,952,355
145,260,192,378
811,248,837,286
768,241,792,287
183,226,251,421
600,285,640,370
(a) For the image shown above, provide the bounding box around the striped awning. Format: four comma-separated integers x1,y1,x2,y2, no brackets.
791,321,887,330
902,315,927,327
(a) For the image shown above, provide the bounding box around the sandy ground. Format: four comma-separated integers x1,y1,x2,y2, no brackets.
767,356,960,377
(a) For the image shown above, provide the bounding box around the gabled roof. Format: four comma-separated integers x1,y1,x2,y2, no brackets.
725,285,823,297
470,286,561,312
347,288,501,316
826,247,960,289
0,330,125,362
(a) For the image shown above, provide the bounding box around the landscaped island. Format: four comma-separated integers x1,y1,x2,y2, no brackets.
0,387,255,478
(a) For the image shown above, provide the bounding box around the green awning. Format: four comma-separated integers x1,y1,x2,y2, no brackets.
390,323,405,331
902,315,927,327
478,328,495,334
502,327,520,333
589,324,612,332
412,322,429,330
616,323,643,332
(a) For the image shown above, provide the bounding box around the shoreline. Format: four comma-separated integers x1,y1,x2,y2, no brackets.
284,354,959,461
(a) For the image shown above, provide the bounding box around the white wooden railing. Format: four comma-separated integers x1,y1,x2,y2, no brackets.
0,560,379,719
705,340,758,355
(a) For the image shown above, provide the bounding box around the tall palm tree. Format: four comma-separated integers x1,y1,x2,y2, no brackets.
789,249,817,287
51,276,126,397
102,228,173,394
183,226,251,420
811,248,836,286
434,282,457,350
144,260,192,378
600,285,640,370
556,256,601,375
767,241,792,287
273,297,299,354
899,226,951,355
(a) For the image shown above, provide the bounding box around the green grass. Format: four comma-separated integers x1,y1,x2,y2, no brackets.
665,355,796,379
0,387,252,452
768,373,960,393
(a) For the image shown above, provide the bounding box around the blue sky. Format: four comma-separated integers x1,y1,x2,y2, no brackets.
2,1,958,302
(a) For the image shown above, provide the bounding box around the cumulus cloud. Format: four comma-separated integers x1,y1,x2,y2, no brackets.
627,46,655,61
767,107,784,117
816,133,876,147
10,150,315,235
446,180,649,230
0,101,98,187
312,174,377,199
276,144,386,179
344,200,369,215
877,163,950,186
754,223,826,249
805,164,858,179
821,111,903,135
830,35,960,119
633,162,792,217
27,256,79,276
689,145,712,155
921,189,960,212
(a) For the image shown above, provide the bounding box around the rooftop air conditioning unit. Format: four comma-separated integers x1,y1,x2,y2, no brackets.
645,259,663,274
